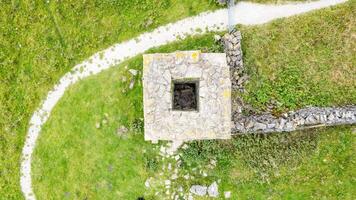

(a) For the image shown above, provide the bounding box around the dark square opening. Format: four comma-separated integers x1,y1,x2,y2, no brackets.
172,80,199,111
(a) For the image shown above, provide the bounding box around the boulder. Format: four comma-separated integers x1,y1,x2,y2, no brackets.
190,185,207,196
208,181,219,197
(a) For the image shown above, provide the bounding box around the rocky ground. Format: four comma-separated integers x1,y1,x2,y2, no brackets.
144,142,232,199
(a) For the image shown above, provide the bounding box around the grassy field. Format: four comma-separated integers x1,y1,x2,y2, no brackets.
239,1,356,112
0,1,221,198
32,2,355,199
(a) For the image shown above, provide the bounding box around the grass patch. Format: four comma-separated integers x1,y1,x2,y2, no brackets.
32,2,355,198
0,1,219,198
32,32,221,199
180,125,355,199
239,2,356,112
2,0,354,198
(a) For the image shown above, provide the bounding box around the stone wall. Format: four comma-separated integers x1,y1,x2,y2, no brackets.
233,106,356,134
143,51,231,141
221,30,245,91
221,30,356,134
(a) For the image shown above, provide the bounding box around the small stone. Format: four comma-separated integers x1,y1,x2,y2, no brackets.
144,18,153,28
121,76,127,82
210,159,217,166
184,174,190,180
224,191,231,199
171,174,178,180
190,185,207,196
129,79,135,89
267,123,276,129
178,186,183,192
175,155,180,161
254,122,267,130
95,122,101,129
145,179,150,188
284,122,294,131
328,113,335,121
216,0,227,5
214,34,221,42
165,180,171,186
128,69,138,76
208,181,219,197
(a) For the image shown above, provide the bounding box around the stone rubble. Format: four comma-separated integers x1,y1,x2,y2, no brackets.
233,106,356,134
190,185,207,196
207,181,219,197
221,30,245,92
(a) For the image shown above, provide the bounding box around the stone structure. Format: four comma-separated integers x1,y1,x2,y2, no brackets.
221,30,245,91
143,51,231,142
233,106,356,134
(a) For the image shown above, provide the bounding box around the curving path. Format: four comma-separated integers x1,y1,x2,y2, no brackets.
20,0,348,199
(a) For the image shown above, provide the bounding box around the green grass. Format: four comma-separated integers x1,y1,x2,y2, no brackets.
238,1,356,113
0,1,219,198
32,32,222,199
180,125,355,199
32,2,355,199
1,0,354,199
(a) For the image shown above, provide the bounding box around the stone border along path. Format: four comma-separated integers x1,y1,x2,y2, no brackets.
20,1,348,199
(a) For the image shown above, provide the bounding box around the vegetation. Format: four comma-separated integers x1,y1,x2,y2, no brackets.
180,125,355,199
32,2,355,199
0,1,219,198
1,0,354,199
238,2,356,112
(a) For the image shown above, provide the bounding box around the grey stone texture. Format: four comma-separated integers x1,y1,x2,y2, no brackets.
221,30,246,92
143,51,231,141
190,185,207,196
233,106,356,134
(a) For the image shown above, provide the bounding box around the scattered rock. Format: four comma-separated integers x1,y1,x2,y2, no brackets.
175,155,180,161
207,181,219,197
95,122,101,129
171,174,178,180
144,18,153,28
145,179,150,188
129,79,135,89
128,69,138,76
182,144,189,149
190,185,207,196
116,126,128,137
121,76,127,82
214,34,221,42
224,191,231,199
216,0,227,5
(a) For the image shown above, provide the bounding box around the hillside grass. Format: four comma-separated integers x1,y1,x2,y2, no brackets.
238,1,356,112
0,1,219,198
32,2,355,199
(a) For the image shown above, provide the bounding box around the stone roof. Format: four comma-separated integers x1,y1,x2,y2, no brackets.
143,51,231,141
